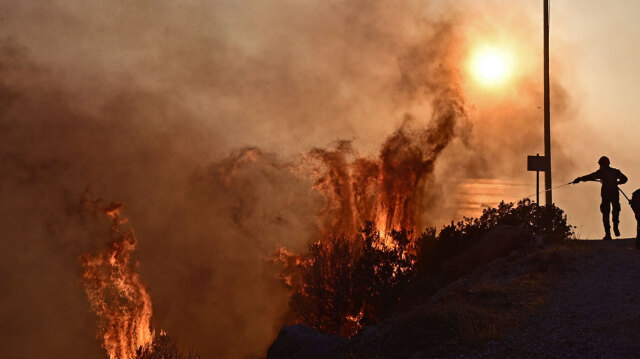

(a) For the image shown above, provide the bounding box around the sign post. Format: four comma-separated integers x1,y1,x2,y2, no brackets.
527,154,549,206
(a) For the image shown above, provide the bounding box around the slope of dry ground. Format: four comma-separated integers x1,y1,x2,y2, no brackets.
338,241,588,358
461,239,640,359
269,239,640,359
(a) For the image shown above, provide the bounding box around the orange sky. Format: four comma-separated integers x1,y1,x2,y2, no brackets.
552,0,640,238
450,0,640,238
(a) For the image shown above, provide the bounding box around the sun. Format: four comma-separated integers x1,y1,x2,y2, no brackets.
469,46,513,86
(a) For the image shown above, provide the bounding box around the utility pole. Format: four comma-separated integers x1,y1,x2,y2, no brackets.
544,0,552,205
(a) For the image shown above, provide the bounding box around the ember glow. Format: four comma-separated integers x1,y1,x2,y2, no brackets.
81,203,154,359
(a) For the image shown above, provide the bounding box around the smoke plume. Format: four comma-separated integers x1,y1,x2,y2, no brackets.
0,1,575,358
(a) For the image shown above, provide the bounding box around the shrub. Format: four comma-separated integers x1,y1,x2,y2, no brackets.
280,223,418,336
416,199,575,276
277,199,574,337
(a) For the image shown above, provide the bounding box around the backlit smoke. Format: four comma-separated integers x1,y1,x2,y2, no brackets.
0,1,576,358
265,72,466,333
304,91,465,242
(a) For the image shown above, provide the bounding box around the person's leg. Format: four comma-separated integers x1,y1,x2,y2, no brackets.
612,199,621,237
600,199,612,240
612,191,621,236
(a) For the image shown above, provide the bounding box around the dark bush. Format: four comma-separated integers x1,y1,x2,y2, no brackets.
278,199,574,337
281,223,418,336
416,199,574,276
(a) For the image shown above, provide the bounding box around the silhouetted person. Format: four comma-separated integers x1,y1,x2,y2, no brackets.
573,156,628,240
632,190,640,249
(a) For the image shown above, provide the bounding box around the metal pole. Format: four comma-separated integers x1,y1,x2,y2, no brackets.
536,154,540,205
544,0,552,205
537,170,540,205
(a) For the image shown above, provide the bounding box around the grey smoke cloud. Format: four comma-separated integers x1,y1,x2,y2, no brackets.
0,1,577,358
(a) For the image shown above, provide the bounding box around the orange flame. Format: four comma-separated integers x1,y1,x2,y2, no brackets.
305,129,441,245
82,202,154,359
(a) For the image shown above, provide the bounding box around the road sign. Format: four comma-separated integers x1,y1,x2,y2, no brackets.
527,154,548,206
527,155,549,172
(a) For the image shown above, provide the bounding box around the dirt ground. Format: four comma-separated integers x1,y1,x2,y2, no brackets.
460,239,640,359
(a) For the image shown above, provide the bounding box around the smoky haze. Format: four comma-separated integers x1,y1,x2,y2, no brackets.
0,1,578,358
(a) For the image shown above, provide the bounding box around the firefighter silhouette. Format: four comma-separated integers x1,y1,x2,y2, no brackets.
631,190,640,248
573,156,628,240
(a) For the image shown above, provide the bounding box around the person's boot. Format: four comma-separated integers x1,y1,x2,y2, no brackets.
603,221,612,240
613,222,621,237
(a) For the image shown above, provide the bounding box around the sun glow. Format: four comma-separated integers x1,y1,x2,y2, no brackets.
469,46,513,86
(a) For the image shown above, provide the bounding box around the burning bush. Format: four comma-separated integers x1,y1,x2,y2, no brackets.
276,199,574,337
136,332,200,359
81,199,203,359
276,222,418,337
81,202,155,359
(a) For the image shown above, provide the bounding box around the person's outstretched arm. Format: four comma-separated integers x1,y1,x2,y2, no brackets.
573,170,600,184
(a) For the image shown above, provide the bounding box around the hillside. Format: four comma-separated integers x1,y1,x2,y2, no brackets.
268,238,640,358
464,239,640,358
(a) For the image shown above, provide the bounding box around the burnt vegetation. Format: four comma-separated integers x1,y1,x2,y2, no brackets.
136,334,201,359
277,199,574,337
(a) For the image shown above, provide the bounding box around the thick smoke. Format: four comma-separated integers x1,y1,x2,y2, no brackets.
0,1,576,358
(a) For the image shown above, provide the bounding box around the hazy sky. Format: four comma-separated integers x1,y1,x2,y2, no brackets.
522,0,640,238
439,0,640,239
